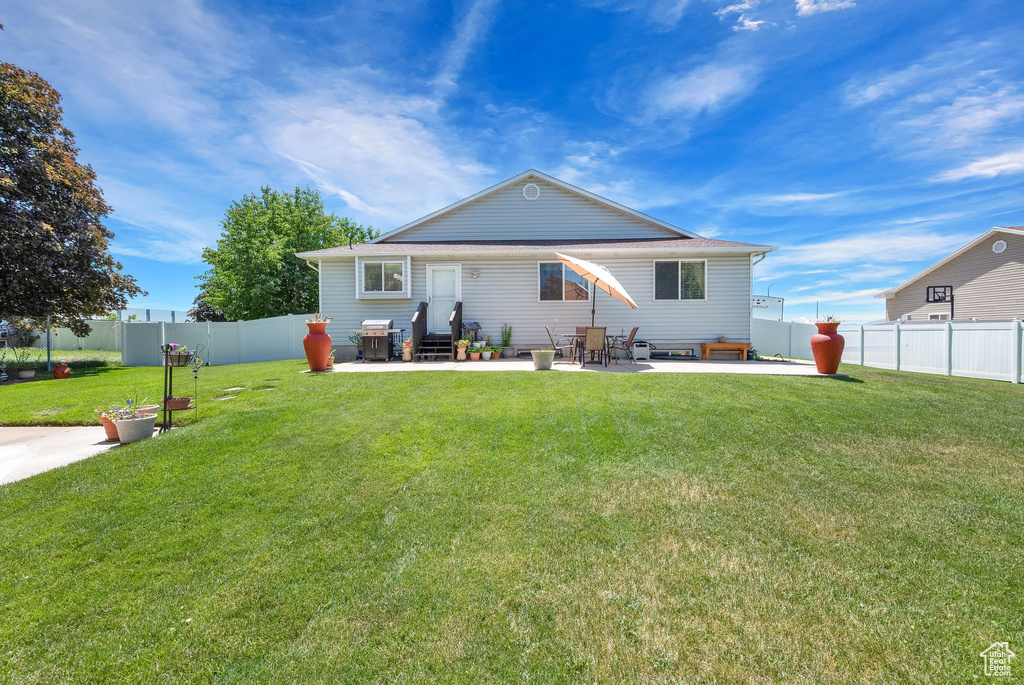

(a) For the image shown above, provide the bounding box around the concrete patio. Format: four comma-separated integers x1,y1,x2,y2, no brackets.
322,357,833,376
0,426,118,485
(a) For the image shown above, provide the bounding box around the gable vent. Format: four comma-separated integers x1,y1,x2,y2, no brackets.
993,239,1007,254
522,183,540,201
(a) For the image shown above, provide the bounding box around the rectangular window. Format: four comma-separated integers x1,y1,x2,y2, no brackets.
359,259,407,296
538,262,590,301
653,260,706,300
928,313,949,321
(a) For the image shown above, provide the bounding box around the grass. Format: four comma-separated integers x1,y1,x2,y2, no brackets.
2,347,122,370
1,362,1022,683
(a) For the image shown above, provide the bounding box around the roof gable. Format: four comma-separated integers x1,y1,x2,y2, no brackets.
371,170,699,243
877,227,1024,298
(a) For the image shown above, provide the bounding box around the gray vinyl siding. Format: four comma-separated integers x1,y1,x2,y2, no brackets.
886,232,1024,320
319,253,752,357
384,178,679,242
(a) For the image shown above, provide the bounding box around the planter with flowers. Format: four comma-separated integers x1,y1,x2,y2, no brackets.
102,398,158,444
402,338,413,362
456,339,470,361
811,315,845,374
164,344,195,367
469,347,482,361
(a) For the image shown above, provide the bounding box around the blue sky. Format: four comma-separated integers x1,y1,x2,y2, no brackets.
5,0,1024,322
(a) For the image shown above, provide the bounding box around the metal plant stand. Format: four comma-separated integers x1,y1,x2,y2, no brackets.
160,344,203,433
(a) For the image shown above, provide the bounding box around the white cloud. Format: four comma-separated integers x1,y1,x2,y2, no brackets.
585,0,693,28
649,62,760,116
433,0,501,98
758,192,843,203
785,288,878,306
934,148,1024,182
891,212,965,225
732,15,769,31
794,0,856,17
260,78,494,223
764,228,975,273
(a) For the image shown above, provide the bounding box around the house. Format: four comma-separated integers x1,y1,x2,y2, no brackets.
297,170,776,359
877,227,1024,321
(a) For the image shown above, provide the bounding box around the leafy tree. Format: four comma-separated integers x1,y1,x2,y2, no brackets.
201,187,375,321
187,284,227,322
0,63,144,336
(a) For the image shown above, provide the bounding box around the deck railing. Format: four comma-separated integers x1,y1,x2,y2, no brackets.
411,301,427,358
449,301,463,357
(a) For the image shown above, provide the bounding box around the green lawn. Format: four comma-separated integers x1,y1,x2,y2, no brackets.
1,362,1022,683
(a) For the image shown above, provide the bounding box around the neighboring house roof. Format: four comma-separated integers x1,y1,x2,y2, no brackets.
368,169,700,243
298,237,775,259
876,226,1024,299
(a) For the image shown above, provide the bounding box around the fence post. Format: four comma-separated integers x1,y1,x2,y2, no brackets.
859,325,865,365
945,321,954,376
237,320,245,365
207,321,213,367
893,322,901,371
160,321,166,352
1012,319,1022,384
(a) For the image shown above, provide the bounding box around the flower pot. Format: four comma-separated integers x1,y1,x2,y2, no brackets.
112,414,158,445
303,322,332,372
490,350,501,360
165,352,194,367
717,336,728,344
402,347,412,362
163,396,192,411
502,347,516,358
532,350,555,370
17,368,35,379
52,363,71,379
811,322,845,374
98,415,119,442
469,351,481,361
482,350,492,360
456,346,468,361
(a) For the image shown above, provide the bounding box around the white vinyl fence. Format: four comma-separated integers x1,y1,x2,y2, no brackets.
121,314,312,367
32,319,124,351
752,318,1024,384
751,318,816,360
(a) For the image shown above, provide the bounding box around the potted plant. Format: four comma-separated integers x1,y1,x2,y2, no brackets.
52,360,71,379
489,345,501,360
304,313,333,371
327,349,336,369
108,398,158,445
348,333,364,360
3,346,36,379
469,347,482,361
402,338,413,362
163,396,191,411
500,323,515,358
95,408,120,442
456,339,470,361
481,347,492,360
165,344,195,367
811,315,845,374
531,349,555,370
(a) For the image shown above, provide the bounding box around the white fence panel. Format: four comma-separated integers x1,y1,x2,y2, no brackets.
950,322,1015,381
899,324,947,375
862,326,896,369
32,320,123,351
751,319,815,359
122,314,312,367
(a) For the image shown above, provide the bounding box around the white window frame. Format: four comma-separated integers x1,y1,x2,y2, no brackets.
537,261,591,303
928,313,950,321
355,256,411,299
652,259,708,301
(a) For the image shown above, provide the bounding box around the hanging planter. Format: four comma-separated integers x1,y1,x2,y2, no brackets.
164,344,195,367
163,396,192,411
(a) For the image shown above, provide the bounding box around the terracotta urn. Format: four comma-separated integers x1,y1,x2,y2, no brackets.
98,415,119,442
810,322,845,374
456,345,468,361
52,363,71,379
303,322,332,372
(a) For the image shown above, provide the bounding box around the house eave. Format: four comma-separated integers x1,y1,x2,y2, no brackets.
298,245,777,259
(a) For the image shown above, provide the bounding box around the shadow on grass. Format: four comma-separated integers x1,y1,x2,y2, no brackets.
826,374,865,383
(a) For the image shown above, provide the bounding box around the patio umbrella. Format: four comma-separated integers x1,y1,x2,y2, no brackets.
555,252,638,326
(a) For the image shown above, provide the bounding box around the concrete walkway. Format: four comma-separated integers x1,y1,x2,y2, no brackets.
0,426,118,485
321,357,830,376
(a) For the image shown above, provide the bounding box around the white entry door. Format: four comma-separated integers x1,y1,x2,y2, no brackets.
427,264,461,332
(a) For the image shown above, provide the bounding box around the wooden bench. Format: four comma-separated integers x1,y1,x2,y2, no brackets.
700,342,750,361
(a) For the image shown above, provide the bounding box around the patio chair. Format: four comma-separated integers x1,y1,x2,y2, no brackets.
582,327,607,368
545,326,575,361
608,327,639,365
